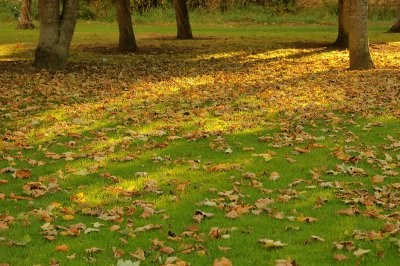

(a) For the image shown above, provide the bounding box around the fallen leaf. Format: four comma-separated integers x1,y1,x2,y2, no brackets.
85,247,103,254
269,172,280,181
67,253,77,260
275,258,297,266
109,225,120,232
353,248,370,257
13,169,32,179
370,175,385,184
160,246,175,255
55,244,69,252
333,254,348,261
259,239,287,249
225,210,239,219
213,257,232,266
129,248,145,261
134,224,162,232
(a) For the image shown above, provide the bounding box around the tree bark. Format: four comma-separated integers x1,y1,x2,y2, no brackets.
174,0,193,39
18,0,35,29
388,15,400,33
349,0,375,70
333,0,350,48
34,0,78,71
116,0,137,52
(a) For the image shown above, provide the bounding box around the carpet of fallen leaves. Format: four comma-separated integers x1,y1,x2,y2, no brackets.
0,35,400,266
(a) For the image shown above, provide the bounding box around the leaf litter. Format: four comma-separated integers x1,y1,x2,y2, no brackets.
0,34,399,265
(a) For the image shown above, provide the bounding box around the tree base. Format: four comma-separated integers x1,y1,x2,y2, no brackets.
387,24,400,33
177,34,193,40
34,47,67,72
349,57,375,70
118,42,137,53
331,37,349,49
17,23,35,29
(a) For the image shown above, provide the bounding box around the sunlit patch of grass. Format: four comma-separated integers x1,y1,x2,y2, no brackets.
0,21,399,266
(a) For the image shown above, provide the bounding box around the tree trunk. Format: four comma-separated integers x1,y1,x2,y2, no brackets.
388,15,400,33
116,0,137,52
349,0,375,70
174,0,193,39
34,0,78,71
333,0,350,48
18,0,35,29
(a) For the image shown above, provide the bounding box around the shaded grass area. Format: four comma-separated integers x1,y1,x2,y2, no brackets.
0,23,400,266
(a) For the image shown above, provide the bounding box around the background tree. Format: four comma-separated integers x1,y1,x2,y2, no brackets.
116,0,137,52
18,0,35,29
349,0,375,70
174,0,193,39
34,0,79,71
332,0,349,48
388,7,400,32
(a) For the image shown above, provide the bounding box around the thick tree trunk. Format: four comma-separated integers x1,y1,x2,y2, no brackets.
388,17,400,33
333,0,350,48
34,0,78,71
116,0,137,52
18,0,35,29
349,0,375,70
174,0,193,39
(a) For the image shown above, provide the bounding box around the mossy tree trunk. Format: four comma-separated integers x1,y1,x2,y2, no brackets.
34,0,78,71
349,0,375,70
174,0,193,39
116,0,137,52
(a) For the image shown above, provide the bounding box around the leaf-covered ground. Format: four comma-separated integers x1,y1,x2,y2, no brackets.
0,24,400,266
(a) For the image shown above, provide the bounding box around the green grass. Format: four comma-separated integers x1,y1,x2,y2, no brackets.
0,20,400,266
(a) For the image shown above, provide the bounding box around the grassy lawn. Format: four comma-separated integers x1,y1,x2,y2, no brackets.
0,19,400,266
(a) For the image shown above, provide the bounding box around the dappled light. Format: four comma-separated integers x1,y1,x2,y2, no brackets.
1,7,400,265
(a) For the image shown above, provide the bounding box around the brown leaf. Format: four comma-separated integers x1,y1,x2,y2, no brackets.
85,247,103,254
255,198,274,210
193,210,214,223
112,247,124,258
294,147,309,153
109,225,120,232
275,258,297,266
225,210,239,219
213,257,232,266
134,224,162,233
140,206,155,219
269,172,280,181
370,175,385,184
160,246,174,255
55,244,69,252
209,164,236,172
14,169,32,179
333,254,348,261
242,172,257,179
129,247,145,261
0,222,9,230
44,235,56,241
